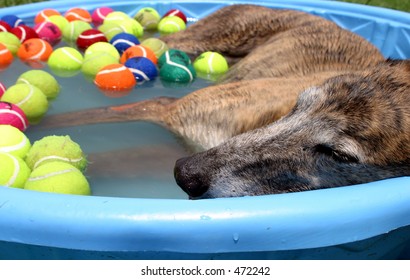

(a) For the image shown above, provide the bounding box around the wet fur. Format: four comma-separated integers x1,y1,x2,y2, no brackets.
40,5,410,198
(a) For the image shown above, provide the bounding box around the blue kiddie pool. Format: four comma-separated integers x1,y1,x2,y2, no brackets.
1,0,410,259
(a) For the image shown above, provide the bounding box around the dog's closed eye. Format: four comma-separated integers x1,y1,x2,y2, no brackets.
313,143,360,163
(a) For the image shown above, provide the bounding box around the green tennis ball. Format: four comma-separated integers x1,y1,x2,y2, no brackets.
98,22,124,41
0,152,31,189
62,20,92,43
103,11,131,24
193,51,229,75
0,125,31,159
47,15,69,32
134,7,160,30
120,19,144,38
48,47,83,77
1,84,48,123
16,70,60,100
25,135,87,172
84,42,120,61
158,49,192,68
24,162,91,195
0,32,21,55
160,62,196,83
141,38,169,58
158,16,186,35
81,51,119,79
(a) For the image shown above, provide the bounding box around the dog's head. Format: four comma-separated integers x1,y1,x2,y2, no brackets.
174,60,410,199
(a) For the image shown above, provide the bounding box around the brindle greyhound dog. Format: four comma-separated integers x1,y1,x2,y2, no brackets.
40,4,410,199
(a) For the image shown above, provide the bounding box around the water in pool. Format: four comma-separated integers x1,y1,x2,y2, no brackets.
0,52,214,199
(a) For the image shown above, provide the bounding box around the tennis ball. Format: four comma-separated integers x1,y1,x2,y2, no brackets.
64,8,92,23
124,56,158,83
34,21,62,46
110,32,140,55
46,15,70,32
81,51,119,79
158,49,192,68
1,84,48,123
24,162,91,195
34,9,61,24
1,15,25,28
163,9,187,23
48,47,83,77
103,11,131,24
98,22,124,41
141,38,169,58
0,152,31,189
0,21,11,32
158,16,186,35
0,125,31,158
84,42,120,61
16,70,60,100
17,38,53,63
91,7,114,26
25,135,87,172
134,7,160,30
62,20,92,43
0,32,21,55
0,102,29,132
10,25,39,43
120,45,157,65
76,29,108,51
0,42,13,69
193,51,229,75
94,63,136,93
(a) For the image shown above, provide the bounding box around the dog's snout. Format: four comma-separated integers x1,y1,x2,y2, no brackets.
174,156,210,198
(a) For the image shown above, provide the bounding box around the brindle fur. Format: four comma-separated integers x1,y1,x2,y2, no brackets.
40,5,410,198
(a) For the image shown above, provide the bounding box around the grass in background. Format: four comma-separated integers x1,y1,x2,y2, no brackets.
1,0,45,8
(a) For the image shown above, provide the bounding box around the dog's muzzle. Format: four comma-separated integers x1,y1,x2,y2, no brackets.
174,156,210,198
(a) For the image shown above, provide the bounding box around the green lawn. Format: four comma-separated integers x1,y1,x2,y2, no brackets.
1,0,409,12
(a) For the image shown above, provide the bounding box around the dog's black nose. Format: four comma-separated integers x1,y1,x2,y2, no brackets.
174,156,210,198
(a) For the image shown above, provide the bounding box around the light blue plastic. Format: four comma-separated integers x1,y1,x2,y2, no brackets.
1,0,410,259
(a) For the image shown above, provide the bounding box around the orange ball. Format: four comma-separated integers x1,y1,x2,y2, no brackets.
34,9,61,24
94,63,136,93
0,42,13,69
120,45,157,65
17,38,53,62
64,8,92,23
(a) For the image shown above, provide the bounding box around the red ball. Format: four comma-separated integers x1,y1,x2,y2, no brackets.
34,21,62,46
10,25,39,43
0,101,29,131
0,20,12,32
163,9,187,23
76,29,108,50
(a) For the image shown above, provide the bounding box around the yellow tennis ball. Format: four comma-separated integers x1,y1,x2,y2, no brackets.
0,152,31,188
0,125,31,158
16,70,61,100
193,51,229,75
141,38,169,58
25,135,87,172
0,84,48,124
48,47,84,77
158,16,186,35
24,161,91,195
134,7,160,30
84,42,120,61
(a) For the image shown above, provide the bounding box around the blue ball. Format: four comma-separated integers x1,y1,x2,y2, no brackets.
124,57,158,83
1,15,25,28
110,33,140,54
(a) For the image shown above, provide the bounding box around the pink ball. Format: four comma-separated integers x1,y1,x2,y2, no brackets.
10,25,39,43
0,82,6,98
91,7,114,26
34,21,62,46
0,101,29,131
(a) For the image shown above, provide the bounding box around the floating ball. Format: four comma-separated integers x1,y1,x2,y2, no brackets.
76,29,107,51
159,50,196,83
193,51,229,75
0,125,31,158
34,21,62,46
25,135,87,171
0,152,31,189
16,70,60,100
46,15,70,33
115,19,144,38
158,49,192,68
0,102,29,132
141,38,168,58
64,8,92,23
84,42,119,60
10,25,39,43
24,162,91,195
134,7,160,30
62,20,92,43
98,22,124,41
34,9,61,24
158,16,186,35
0,42,13,69
163,9,187,23
0,32,21,55
103,11,131,24
1,84,48,123
0,20,12,32
0,82,5,97
94,63,136,92
91,7,114,26
81,51,119,79
17,38,53,64
120,45,157,64
48,47,83,76
124,57,158,83
110,32,140,54
1,15,25,28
